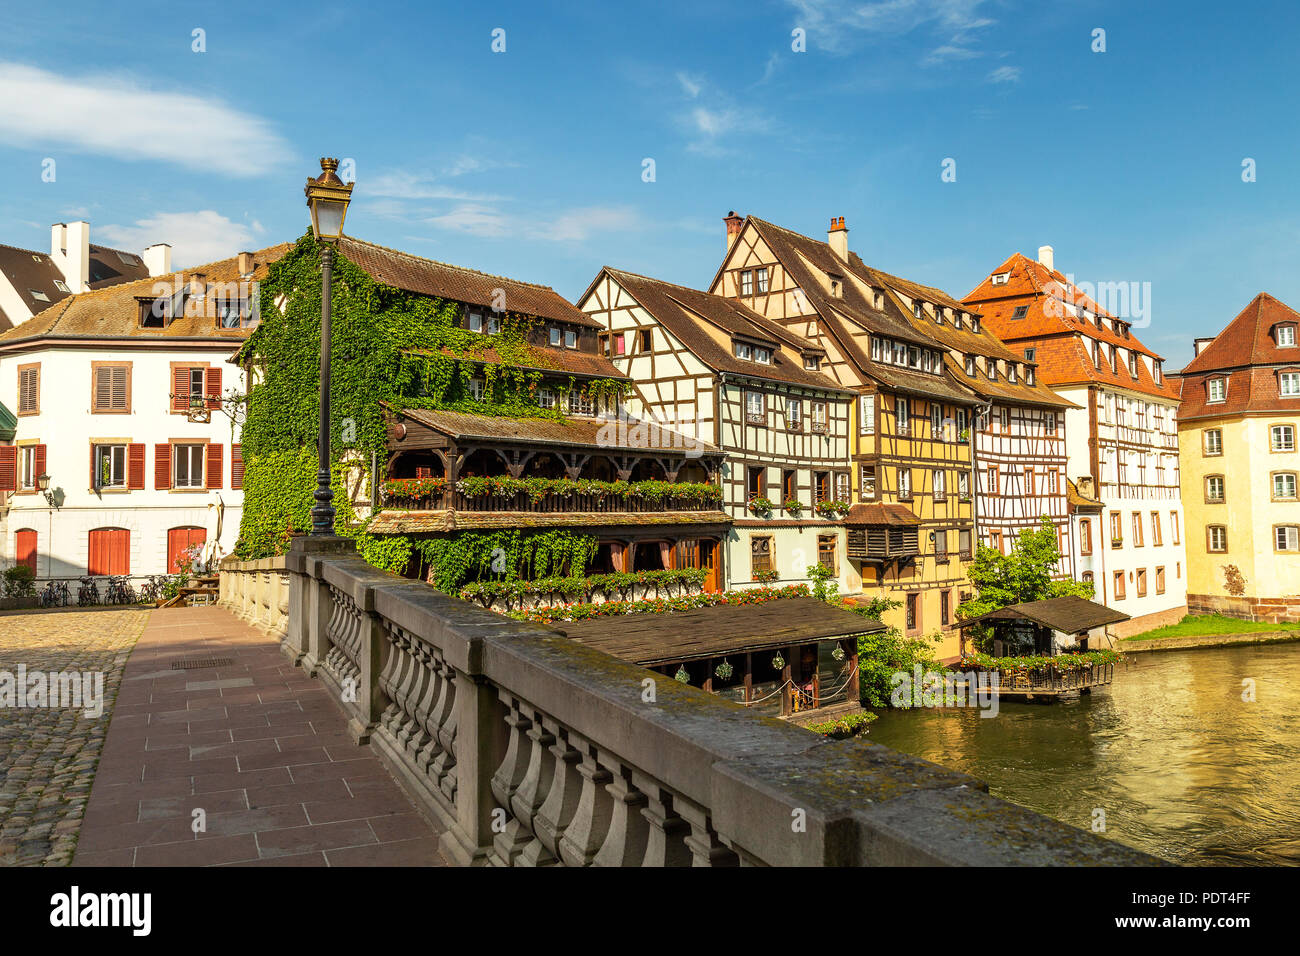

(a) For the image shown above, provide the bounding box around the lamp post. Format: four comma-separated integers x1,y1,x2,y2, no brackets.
304,157,354,535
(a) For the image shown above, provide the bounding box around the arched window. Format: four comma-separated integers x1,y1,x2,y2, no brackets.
15,529,37,575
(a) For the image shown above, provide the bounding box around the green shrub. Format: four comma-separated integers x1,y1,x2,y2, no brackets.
2,565,36,598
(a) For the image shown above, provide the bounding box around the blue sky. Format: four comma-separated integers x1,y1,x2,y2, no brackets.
1,0,1297,367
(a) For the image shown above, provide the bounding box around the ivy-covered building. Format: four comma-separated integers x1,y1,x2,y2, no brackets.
235,235,729,601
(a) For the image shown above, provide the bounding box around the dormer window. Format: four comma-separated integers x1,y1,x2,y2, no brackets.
486,314,501,335
934,306,944,324
988,359,998,381
1008,363,1018,384
469,378,485,401
1026,365,1036,386
754,347,772,365
913,301,924,319
991,273,1009,286
870,338,881,361
1093,340,1102,368
736,342,753,361
1012,305,1028,320
971,316,981,333
1207,377,1225,403
1277,325,1297,347
1281,371,1300,397
549,327,562,346
804,355,820,371
829,274,843,298
893,342,907,365
874,291,884,309
565,329,577,349
964,355,976,376
467,310,483,333
908,346,921,369
1128,352,1139,377
955,312,964,330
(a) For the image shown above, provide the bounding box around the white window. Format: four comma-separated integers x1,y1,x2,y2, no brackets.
19,446,36,490
1279,326,1296,347
740,270,753,296
736,342,752,360
745,391,764,423
858,394,875,435
1273,425,1296,452
754,347,772,365
1206,476,1224,501
991,273,1009,286
964,355,976,376
564,329,577,349
898,469,911,498
1281,372,1300,396
537,387,556,409
835,472,849,500
568,391,595,416
1277,526,1300,551
1208,526,1227,552
549,327,562,346
467,311,483,333
469,378,484,401
786,398,802,429
804,355,820,370
1274,473,1297,499
870,338,881,361
811,401,827,431
1204,429,1222,455
94,444,127,489
932,469,945,499
1208,378,1225,402
173,444,205,489
756,268,769,293
958,471,970,498
53,279,70,293
896,397,910,433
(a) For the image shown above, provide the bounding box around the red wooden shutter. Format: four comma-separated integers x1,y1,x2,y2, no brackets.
155,444,171,490
231,444,244,490
127,443,146,490
167,526,207,573
172,366,190,412
204,366,222,410
206,443,223,489
15,529,37,574
0,446,15,492
88,528,130,575
90,444,95,490
33,444,46,481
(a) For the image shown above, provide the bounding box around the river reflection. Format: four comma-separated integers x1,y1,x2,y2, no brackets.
866,643,1300,865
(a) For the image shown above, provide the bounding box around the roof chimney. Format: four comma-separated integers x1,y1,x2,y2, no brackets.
50,220,90,292
143,243,172,278
1076,475,1095,499
1193,336,1215,357
237,251,254,276
828,216,848,261
724,211,743,250
1037,244,1055,272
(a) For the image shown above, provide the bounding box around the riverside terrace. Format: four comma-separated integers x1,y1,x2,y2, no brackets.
214,539,1160,866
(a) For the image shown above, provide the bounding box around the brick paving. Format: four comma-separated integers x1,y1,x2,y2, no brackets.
70,606,447,866
0,607,149,866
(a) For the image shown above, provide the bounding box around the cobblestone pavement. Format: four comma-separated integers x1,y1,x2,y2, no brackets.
0,608,149,866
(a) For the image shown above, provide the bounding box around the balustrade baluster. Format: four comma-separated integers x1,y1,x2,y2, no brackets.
556,733,614,866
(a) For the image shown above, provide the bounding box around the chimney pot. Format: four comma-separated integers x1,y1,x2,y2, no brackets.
143,243,172,278
828,216,848,260
724,211,743,251
237,251,254,275
1038,244,1055,272
50,220,90,292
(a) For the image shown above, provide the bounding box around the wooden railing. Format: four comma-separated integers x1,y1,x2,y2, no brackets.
219,538,1158,867
383,489,720,513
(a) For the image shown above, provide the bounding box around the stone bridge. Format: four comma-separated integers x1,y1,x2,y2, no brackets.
217,538,1157,867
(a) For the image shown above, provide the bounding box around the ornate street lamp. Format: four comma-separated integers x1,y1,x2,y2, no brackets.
37,473,57,509
304,157,354,535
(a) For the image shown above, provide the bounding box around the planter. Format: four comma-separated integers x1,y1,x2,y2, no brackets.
0,596,40,611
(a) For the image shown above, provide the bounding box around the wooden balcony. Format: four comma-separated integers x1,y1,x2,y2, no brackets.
846,526,920,561
380,478,723,516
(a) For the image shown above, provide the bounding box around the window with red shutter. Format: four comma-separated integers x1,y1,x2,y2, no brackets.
128,443,146,489
34,444,46,482
172,366,191,412
206,443,223,489
204,366,222,410
154,444,171,489
88,527,130,575
231,444,244,489
0,446,16,492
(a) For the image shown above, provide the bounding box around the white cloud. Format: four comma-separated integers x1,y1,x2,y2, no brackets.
423,204,637,242
99,210,258,268
987,65,1022,83
364,170,503,202
0,62,291,177
676,71,704,98
785,0,997,63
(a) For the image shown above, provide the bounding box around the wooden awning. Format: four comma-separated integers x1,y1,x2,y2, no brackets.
551,596,885,667
957,596,1130,634
844,503,921,527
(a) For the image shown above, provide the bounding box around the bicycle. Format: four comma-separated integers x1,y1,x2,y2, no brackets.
77,576,99,607
106,576,135,605
39,579,69,608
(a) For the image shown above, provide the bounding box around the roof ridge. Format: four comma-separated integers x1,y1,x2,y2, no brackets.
344,236,559,293
0,241,46,258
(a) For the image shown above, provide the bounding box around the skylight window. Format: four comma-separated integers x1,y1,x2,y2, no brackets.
116,251,141,266
991,273,1009,285
53,279,69,293
1012,305,1028,320
29,289,50,302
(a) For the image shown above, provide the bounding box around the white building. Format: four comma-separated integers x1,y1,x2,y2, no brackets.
964,248,1187,636
0,243,288,581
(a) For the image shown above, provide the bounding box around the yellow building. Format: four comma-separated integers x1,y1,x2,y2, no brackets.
708,214,980,659
1176,293,1300,622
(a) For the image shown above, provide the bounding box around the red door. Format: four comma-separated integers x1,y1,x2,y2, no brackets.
167,527,207,573
87,528,130,575
15,529,37,575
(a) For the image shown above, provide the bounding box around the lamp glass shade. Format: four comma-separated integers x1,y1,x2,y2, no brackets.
309,199,347,241
37,474,50,492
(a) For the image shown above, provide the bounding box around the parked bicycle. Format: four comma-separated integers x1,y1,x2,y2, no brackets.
139,575,169,604
77,576,100,607
39,579,70,608
105,576,136,605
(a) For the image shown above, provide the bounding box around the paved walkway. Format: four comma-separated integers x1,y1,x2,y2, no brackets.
71,606,446,866
0,607,148,866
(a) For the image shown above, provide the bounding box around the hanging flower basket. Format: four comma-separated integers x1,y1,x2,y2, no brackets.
674,665,690,684
771,653,785,672
832,645,846,662
714,659,734,681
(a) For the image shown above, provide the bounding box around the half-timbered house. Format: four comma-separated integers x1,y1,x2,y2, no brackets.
577,267,855,595
963,247,1187,636
704,214,981,658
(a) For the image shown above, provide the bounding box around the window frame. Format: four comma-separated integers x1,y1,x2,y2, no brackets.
172,443,206,490
90,361,132,415
16,363,40,416
1207,525,1228,553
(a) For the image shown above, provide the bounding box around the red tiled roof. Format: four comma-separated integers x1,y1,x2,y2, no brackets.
845,502,920,526
1179,366,1300,421
1182,293,1300,373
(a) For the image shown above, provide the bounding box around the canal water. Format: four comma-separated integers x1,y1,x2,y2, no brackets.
866,642,1300,865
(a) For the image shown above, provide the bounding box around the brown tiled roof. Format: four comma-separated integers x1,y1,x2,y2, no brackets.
1178,366,1300,421
845,502,921,527
367,509,730,534
1183,293,1300,373
0,241,153,330
389,405,721,455
957,596,1129,633
597,267,852,393
1066,478,1103,512
403,344,626,381
0,244,291,348
339,236,599,328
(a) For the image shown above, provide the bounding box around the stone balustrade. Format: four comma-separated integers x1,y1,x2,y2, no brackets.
218,555,292,639
221,536,1160,867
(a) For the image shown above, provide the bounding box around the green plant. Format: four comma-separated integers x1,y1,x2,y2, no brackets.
806,563,839,602
752,568,780,584
2,565,36,598
160,575,185,601
513,584,811,623
804,711,876,739
771,652,785,671
747,496,774,515
783,497,802,515
674,666,690,683
813,499,850,518
714,659,734,680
